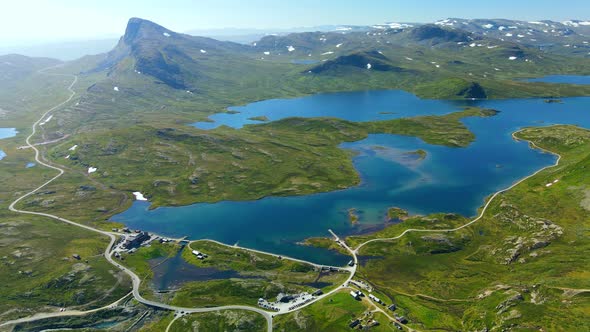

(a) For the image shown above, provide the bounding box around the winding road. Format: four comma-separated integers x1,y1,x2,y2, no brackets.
2,66,564,332
3,68,274,332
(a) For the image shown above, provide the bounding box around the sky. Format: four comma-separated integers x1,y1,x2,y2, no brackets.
1,0,589,45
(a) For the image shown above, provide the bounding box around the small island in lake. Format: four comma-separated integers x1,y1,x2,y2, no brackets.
248,115,270,122
544,99,563,104
387,207,409,221
348,208,359,224
226,110,241,114
403,149,427,161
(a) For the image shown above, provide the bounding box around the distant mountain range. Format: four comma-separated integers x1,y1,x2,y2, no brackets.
5,15,590,131
2,18,588,61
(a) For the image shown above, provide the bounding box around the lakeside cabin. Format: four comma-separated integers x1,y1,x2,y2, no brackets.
369,294,382,304
191,250,208,260
123,232,150,249
349,319,360,328
350,290,363,300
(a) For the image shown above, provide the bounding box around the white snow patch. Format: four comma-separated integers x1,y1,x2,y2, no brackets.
163,32,170,37
366,63,372,70
287,45,295,52
498,26,506,31
487,45,498,49
435,19,454,27
65,155,70,159
509,56,518,60
469,43,477,47
545,183,552,187
482,24,494,29
517,34,525,38
133,192,148,201
114,86,119,92
263,51,270,55
336,43,343,48
200,49,207,53
321,51,334,55
334,27,352,31
435,64,440,68
383,22,413,29
561,21,590,28
528,21,547,26
505,33,513,37
88,167,97,174
494,68,501,71
404,57,414,61
68,145,78,151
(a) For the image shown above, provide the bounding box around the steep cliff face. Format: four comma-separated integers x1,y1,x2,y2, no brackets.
458,82,487,99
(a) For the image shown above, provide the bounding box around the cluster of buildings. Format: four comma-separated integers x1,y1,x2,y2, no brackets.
191,249,208,260
123,231,151,249
111,228,168,258
348,287,408,328
350,279,373,292
349,318,380,329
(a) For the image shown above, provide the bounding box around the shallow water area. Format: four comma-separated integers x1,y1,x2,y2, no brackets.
0,128,18,161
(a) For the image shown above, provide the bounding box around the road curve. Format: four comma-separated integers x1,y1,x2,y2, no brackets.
5,67,273,332
355,128,563,252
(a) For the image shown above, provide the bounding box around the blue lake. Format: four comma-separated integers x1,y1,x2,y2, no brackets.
113,91,590,266
0,128,18,161
526,75,590,85
192,90,467,130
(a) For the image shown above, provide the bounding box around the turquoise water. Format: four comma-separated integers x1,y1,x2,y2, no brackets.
0,128,18,161
114,91,590,266
526,75,590,85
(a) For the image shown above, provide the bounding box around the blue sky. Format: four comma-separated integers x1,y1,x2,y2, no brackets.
1,0,589,44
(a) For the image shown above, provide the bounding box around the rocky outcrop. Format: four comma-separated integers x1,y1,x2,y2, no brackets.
457,82,487,99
